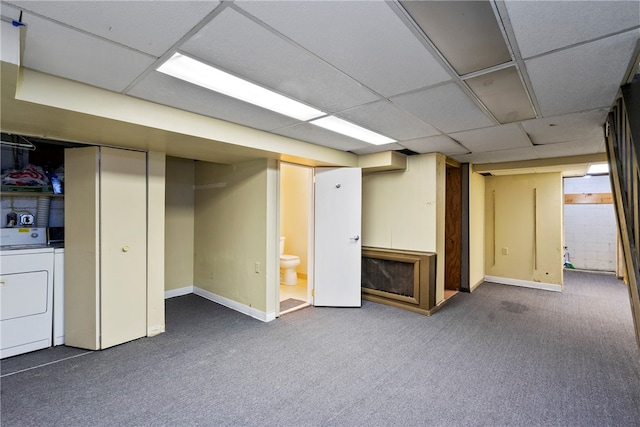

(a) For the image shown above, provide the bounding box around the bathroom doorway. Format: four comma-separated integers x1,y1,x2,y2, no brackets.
279,162,313,314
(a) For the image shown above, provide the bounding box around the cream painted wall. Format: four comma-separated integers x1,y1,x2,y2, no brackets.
147,151,166,336
485,173,563,286
362,153,446,303
194,159,271,313
165,157,195,292
280,163,310,275
469,170,485,291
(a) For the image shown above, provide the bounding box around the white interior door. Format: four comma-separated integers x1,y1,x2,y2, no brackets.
314,167,361,307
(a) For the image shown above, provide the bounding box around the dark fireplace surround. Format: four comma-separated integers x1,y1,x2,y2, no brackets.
361,247,437,316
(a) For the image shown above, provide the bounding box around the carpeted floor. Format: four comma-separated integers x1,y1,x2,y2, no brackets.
2,270,639,426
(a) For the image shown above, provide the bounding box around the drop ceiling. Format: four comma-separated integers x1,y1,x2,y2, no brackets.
0,0,638,167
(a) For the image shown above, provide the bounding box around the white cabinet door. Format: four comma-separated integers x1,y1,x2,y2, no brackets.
313,167,362,307
100,147,147,349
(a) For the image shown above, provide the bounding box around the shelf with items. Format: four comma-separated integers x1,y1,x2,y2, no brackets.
1,191,64,198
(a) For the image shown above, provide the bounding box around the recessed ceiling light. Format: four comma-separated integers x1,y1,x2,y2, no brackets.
157,53,325,121
310,116,396,145
587,163,609,175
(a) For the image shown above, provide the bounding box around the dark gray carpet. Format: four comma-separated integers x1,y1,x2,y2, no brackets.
280,298,307,311
1,270,639,426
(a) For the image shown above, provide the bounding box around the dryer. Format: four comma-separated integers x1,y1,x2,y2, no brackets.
1,228,54,358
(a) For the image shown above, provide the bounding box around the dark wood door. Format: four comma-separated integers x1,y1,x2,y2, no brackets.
445,164,462,291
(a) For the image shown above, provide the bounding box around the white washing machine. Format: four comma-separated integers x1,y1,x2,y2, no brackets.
0,228,54,359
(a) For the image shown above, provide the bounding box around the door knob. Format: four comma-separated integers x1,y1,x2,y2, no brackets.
122,245,130,252
350,235,360,241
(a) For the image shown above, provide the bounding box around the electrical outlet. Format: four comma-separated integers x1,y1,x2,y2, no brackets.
255,262,260,274
209,272,214,280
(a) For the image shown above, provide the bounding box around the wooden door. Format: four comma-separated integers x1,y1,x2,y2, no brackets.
445,164,462,291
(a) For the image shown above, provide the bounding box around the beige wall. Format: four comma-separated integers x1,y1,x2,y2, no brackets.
362,153,446,302
193,159,273,313
485,172,564,286
469,170,485,291
147,151,166,336
165,157,195,292
280,163,310,275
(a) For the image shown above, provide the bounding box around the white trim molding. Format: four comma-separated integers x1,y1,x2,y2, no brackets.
484,276,562,292
164,286,194,299
193,287,276,322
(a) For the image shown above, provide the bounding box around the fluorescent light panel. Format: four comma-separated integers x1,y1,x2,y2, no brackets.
310,116,396,145
157,53,325,121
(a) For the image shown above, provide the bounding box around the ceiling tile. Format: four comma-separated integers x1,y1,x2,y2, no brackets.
452,146,538,164
526,29,639,117
391,82,494,133
235,1,451,97
450,123,532,152
465,66,535,123
505,0,640,58
533,137,606,159
335,100,440,141
21,13,156,92
179,7,378,113
401,0,511,75
521,109,607,145
128,72,298,132
272,122,370,152
400,135,469,156
7,0,221,56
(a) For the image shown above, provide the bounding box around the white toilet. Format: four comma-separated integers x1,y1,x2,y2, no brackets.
280,237,300,286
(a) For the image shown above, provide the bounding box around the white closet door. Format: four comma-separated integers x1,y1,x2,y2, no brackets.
100,147,147,349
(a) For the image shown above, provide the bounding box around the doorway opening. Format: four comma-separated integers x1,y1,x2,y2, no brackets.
279,162,313,314
563,175,618,276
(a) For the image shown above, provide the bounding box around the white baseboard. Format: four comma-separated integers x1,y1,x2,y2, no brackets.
193,287,275,322
164,286,194,299
485,275,562,292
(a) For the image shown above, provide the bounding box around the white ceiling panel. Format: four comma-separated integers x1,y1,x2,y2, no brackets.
7,0,221,56
533,137,606,159
235,0,451,97
335,100,440,141
401,0,512,75
179,7,378,113
450,123,532,152
128,71,298,132
465,66,536,123
1,3,21,21
452,146,538,164
21,12,156,92
505,0,640,59
391,83,494,133
400,135,469,156
526,29,640,117
521,109,607,145
272,122,370,152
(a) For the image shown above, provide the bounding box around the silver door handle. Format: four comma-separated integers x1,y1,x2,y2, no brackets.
350,235,360,241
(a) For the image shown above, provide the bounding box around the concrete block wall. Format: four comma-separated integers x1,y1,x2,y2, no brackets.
563,176,616,272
